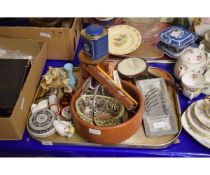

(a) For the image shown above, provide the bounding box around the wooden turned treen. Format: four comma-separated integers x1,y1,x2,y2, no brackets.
78,50,109,79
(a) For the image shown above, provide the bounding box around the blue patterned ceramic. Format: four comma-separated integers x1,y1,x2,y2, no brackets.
159,26,198,50
156,41,198,59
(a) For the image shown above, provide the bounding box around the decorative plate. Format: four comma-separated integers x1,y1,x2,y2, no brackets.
182,105,210,149
159,26,198,49
187,102,210,139
108,25,141,55
27,109,56,138
194,100,210,128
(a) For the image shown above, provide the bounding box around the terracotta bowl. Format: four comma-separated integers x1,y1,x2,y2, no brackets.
70,80,144,144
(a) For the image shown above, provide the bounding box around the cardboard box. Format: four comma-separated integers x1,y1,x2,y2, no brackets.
0,37,47,140
0,18,81,60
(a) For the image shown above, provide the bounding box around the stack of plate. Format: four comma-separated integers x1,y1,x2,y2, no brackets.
182,99,210,148
157,26,198,59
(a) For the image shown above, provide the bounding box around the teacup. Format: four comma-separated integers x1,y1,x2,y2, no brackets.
181,73,207,99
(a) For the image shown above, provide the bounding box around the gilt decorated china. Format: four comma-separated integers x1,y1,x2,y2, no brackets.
108,25,141,55
174,44,208,80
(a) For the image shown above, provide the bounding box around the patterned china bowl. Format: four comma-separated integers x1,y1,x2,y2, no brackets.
75,95,124,126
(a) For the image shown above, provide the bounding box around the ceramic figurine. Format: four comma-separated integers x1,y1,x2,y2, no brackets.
30,99,48,114
48,94,60,116
53,120,75,138
64,63,76,87
40,66,73,93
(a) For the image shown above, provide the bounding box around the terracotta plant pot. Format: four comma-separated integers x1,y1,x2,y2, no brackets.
70,80,144,144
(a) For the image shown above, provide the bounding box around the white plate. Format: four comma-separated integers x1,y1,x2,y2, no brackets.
182,110,210,149
187,102,210,139
194,99,210,128
108,25,141,55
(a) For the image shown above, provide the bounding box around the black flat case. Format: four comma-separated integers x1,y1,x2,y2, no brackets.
0,59,31,117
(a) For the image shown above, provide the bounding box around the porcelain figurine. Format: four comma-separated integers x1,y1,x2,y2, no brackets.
64,63,76,87
53,120,75,138
174,44,210,80
40,66,73,93
30,99,48,114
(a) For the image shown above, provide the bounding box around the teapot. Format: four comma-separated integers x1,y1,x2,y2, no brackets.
174,44,210,80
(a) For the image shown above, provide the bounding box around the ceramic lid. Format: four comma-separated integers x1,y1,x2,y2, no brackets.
27,109,56,138
86,24,103,36
117,57,147,77
181,47,206,64
159,26,197,48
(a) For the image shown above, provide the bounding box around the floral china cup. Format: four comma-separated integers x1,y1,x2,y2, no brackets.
174,44,210,80
181,72,210,99
181,73,204,99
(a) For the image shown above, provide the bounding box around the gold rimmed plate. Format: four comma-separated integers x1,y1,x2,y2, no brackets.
182,101,210,149
108,25,141,55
